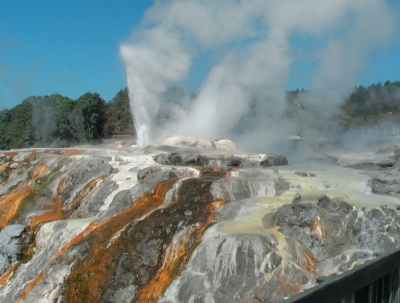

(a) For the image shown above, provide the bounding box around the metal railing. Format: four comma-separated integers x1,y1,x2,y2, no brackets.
353,127,400,137
281,247,400,303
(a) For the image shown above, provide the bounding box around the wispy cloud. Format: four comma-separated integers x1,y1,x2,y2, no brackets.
56,74,76,83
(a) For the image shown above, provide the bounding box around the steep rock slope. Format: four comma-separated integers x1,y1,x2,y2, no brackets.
0,143,399,303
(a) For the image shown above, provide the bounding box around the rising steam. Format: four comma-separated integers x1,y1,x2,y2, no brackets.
120,0,397,148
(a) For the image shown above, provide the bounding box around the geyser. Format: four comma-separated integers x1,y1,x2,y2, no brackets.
120,0,396,149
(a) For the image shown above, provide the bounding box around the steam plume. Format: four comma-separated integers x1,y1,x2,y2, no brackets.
120,0,397,148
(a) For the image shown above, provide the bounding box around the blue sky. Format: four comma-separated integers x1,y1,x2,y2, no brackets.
1,0,400,110
0,0,153,109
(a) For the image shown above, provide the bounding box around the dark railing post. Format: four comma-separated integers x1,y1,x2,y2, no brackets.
390,269,400,303
369,280,378,303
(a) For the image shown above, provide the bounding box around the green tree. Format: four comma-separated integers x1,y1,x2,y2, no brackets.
0,101,33,150
104,88,135,137
65,92,106,142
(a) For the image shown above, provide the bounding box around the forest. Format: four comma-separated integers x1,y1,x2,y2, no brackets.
1,81,400,150
0,88,134,150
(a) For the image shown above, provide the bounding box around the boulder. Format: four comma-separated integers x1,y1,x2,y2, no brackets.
0,224,26,274
163,136,214,150
292,192,301,203
212,139,237,152
246,154,288,167
0,164,9,183
12,152,32,162
9,162,19,169
131,169,177,199
136,166,162,181
392,145,400,163
154,152,207,166
262,195,400,269
371,177,400,195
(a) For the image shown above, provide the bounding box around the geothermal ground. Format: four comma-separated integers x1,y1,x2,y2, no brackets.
1,137,400,303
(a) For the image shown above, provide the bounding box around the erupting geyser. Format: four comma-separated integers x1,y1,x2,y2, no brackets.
120,0,396,149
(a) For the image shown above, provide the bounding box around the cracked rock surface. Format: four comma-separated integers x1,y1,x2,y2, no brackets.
0,140,400,303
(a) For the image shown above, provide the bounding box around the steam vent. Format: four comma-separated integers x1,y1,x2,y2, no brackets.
1,136,400,303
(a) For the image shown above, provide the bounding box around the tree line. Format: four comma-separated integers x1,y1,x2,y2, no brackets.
339,81,400,129
0,88,134,150
285,80,400,134
1,81,400,150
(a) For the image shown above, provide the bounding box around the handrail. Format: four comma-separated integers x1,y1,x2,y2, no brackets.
281,246,400,303
352,127,400,137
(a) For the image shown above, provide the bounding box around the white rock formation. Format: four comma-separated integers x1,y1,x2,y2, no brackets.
163,136,214,150
212,138,237,152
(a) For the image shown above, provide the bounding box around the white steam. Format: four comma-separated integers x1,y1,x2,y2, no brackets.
120,0,397,148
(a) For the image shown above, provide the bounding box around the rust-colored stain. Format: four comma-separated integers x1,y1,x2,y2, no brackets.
301,249,318,273
0,150,114,301
30,164,49,180
273,245,318,298
0,263,20,286
210,199,227,209
135,228,200,302
135,199,227,303
0,163,8,172
29,171,107,228
28,155,59,180
0,163,9,184
63,178,177,303
10,159,233,303
198,166,232,178
57,177,67,196
68,175,108,216
30,203,63,230
4,151,18,158
0,183,33,229
26,151,38,162
276,267,303,296
27,175,66,230
16,221,101,302
16,271,44,303
58,149,84,156
310,217,327,242
291,242,318,273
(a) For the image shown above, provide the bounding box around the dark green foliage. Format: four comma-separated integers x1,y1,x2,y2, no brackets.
0,89,136,150
0,101,33,150
103,88,135,137
65,92,107,142
29,94,76,146
342,82,400,118
27,93,107,146
339,81,400,128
